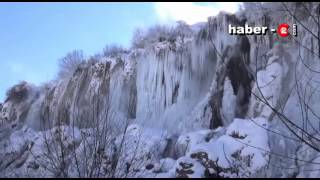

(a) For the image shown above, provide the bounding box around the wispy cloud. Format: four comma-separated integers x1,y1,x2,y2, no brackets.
154,2,242,25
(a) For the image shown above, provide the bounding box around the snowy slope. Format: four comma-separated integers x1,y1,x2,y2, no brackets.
1,2,320,178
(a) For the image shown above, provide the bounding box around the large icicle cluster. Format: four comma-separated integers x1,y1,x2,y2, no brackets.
1,2,320,178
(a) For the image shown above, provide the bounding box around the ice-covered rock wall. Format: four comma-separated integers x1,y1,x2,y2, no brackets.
0,12,248,135
1,2,320,178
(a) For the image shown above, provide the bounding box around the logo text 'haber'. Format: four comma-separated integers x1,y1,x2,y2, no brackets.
229,23,297,37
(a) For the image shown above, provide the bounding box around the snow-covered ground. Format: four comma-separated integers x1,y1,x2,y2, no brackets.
1,2,320,178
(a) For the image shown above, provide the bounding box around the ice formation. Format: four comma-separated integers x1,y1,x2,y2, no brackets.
1,2,320,178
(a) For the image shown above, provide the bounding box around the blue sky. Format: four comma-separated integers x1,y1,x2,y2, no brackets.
0,2,241,102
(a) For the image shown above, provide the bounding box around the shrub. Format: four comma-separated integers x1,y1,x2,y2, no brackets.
103,44,128,58
131,21,194,49
58,50,84,78
5,81,29,102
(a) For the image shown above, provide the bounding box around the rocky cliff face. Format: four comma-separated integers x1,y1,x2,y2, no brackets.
1,2,320,178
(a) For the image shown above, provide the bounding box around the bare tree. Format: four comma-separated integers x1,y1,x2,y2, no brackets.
58,50,84,79
33,58,146,178
205,2,320,177
103,44,128,58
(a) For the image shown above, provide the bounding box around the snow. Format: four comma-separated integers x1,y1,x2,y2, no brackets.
185,117,270,177
159,158,176,172
222,78,237,125
174,156,205,178
226,118,269,169
175,130,213,157
1,2,320,177
249,53,284,119
111,124,169,177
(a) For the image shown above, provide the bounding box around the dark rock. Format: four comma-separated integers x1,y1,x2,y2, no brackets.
146,164,154,170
